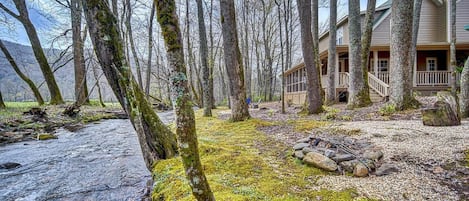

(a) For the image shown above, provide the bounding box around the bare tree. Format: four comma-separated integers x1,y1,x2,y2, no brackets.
220,0,250,121
0,0,64,104
125,0,143,89
389,0,419,110
82,0,178,170
196,0,212,117
450,0,457,96
326,0,337,104
275,0,285,113
71,0,89,105
358,0,376,106
297,0,323,114
409,0,422,92
0,40,45,105
0,89,5,109
145,2,156,98
461,58,469,117
155,0,215,200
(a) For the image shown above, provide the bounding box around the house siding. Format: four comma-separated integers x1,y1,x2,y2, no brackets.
371,14,391,45
417,0,447,43
456,0,469,43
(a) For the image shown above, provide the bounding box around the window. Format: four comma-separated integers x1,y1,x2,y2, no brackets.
378,59,388,72
336,27,343,45
426,57,437,71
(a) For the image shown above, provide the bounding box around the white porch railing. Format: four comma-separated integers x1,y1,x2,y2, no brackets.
376,72,389,84
368,72,389,97
321,75,327,88
415,71,452,86
338,72,349,87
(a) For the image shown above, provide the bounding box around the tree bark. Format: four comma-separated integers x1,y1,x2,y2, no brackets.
348,0,369,108
0,90,5,109
450,0,457,96
460,57,469,118
220,0,250,121
326,0,337,104
242,1,252,103
275,0,285,113
0,40,45,105
390,0,419,110
71,0,89,105
155,0,215,200
145,2,156,98
82,0,178,170
297,0,323,114
0,0,64,104
409,0,422,93
125,0,144,90
196,0,212,117
359,0,375,106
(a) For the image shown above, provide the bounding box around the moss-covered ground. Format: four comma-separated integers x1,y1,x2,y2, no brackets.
152,109,374,201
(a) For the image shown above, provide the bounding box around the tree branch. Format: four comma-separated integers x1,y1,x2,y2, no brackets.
0,3,20,20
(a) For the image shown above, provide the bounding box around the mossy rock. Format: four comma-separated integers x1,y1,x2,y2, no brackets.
37,133,58,140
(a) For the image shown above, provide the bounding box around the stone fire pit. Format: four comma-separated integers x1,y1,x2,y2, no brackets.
292,135,398,177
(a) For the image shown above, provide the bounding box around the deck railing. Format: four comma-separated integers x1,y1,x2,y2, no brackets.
376,72,390,84
338,72,349,87
415,71,452,86
368,72,389,97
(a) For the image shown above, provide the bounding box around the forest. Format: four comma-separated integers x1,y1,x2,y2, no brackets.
0,0,468,200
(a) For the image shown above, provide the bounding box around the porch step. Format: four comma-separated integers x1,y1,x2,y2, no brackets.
369,89,384,103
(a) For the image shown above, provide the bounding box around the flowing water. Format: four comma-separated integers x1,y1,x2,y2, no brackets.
0,111,175,201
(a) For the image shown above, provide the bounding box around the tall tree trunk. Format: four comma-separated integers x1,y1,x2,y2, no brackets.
145,2,156,98
312,0,323,95
326,0,337,104
155,0,215,200
348,0,369,108
242,1,252,102
409,0,422,95
460,57,469,117
0,40,45,105
359,0,375,106
71,0,89,105
196,0,212,117
297,0,323,114
82,0,178,170
91,58,106,107
125,0,144,90
220,0,250,121
450,0,457,96
0,90,5,109
208,0,216,108
0,0,64,104
275,0,285,113
390,0,419,110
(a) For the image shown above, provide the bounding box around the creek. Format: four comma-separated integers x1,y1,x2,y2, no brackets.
0,111,174,201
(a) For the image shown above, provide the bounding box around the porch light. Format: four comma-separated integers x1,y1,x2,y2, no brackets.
465,24,469,31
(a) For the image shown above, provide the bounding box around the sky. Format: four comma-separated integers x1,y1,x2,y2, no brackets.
0,0,388,47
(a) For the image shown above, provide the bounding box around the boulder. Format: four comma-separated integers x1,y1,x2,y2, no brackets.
302,147,315,154
340,160,359,173
422,92,461,126
37,133,58,140
375,163,399,176
324,149,336,158
303,152,338,172
353,163,369,177
332,154,355,163
0,162,21,169
293,143,310,150
296,137,311,144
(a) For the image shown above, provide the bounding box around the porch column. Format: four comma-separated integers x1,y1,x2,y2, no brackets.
373,51,378,75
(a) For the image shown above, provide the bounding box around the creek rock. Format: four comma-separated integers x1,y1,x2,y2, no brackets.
302,147,315,154
340,160,359,173
354,163,369,177
293,143,310,150
303,152,338,172
324,149,336,158
296,137,312,144
363,150,383,161
422,92,461,126
37,133,58,140
332,154,355,163
375,163,399,176
0,162,21,170
293,151,304,160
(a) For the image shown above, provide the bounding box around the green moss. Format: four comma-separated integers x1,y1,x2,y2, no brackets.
287,119,329,132
465,150,469,167
37,133,57,140
152,110,370,200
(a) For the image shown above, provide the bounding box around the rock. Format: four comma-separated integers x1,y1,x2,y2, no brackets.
293,151,304,160
340,160,359,173
324,149,336,158
303,152,338,172
37,133,58,140
0,162,21,169
293,143,310,150
302,147,315,154
375,163,399,176
332,154,355,163
422,92,461,126
362,159,376,170
363,150,383,161
433,166,445,174
296,137,311,144
353,163,369,177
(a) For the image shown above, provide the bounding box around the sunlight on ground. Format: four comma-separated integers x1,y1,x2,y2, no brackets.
152,109,375,201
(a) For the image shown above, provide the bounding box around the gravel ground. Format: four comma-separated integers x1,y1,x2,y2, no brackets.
248,99,468,201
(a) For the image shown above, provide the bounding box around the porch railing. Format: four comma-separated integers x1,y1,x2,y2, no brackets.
376,72,390,84
368,72,389,97
338,72,349,87
415,71,452,86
